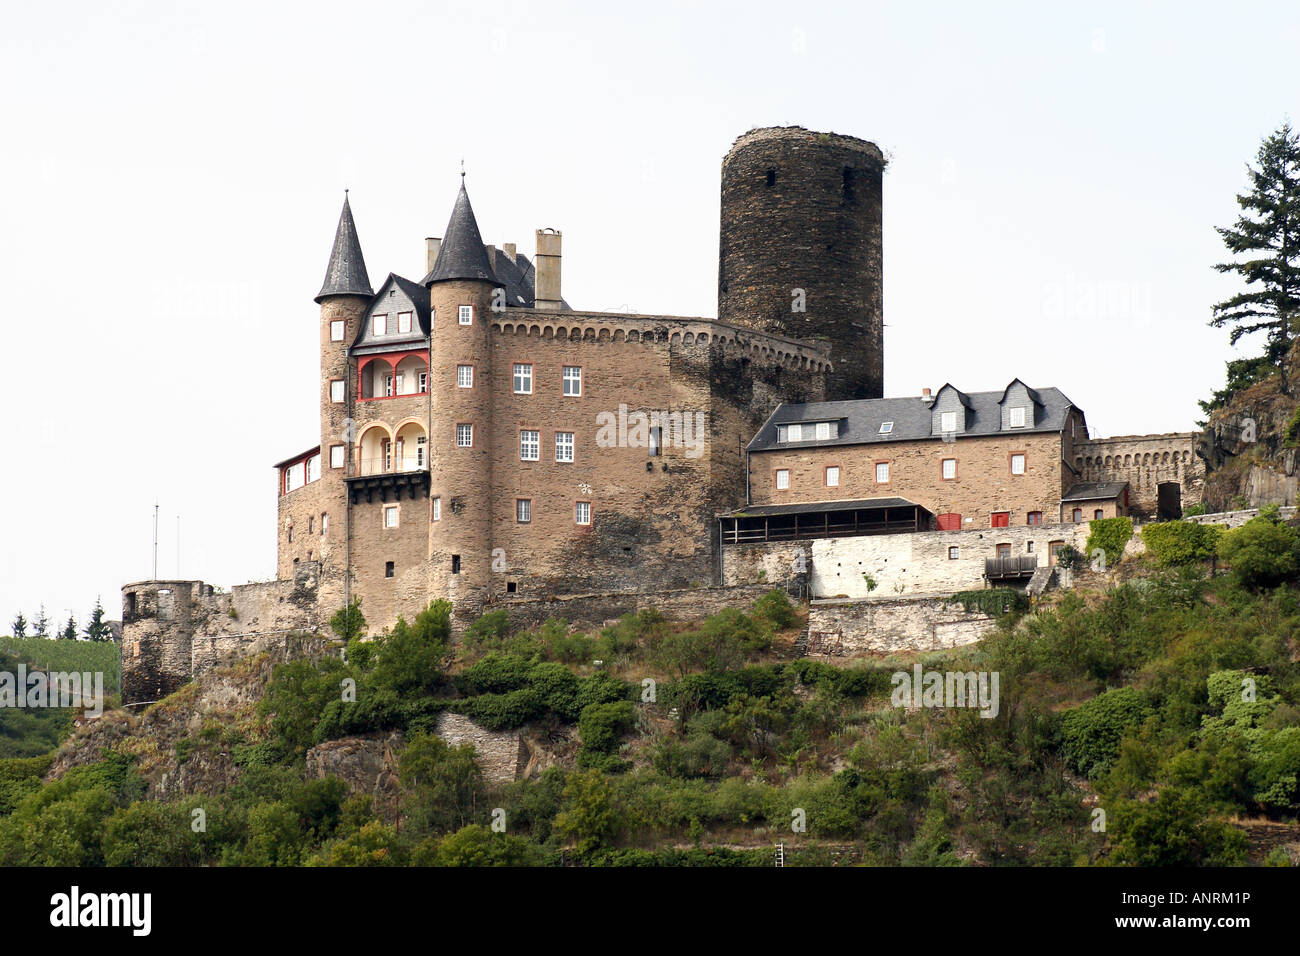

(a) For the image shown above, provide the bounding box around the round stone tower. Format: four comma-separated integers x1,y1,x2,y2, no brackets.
717,126,886,400
425,181,502,615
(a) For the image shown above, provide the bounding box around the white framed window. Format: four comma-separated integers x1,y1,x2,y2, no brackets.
775,469,790,490
562,366,582,396
306,454,320,483
825,466,840,487
948,546,960,560
284,461,306,493
398,311,412,334
418,371,428,393
432,497,441,521
940,411,957,432
330,380,345,403
942,458,956,480
878,421,893,434
330,320,345,342
329,445,345,469
1010,406,1026,428
416,436,426,468
372,314,387,335
456,424,473,447
516,499,532,523
1026,541,1035,553
648,426,661,457
875,462,890,483
555,431,575,463
786,423,802,442
458,305,473,325
520,429,540,461
321,513,328,536
575,501,591,525
1011,453,1026,475
384,374,394,397
384,505,398,528
816,421,831,440
382,439,393,471
513,363,533,394
457,365,474,388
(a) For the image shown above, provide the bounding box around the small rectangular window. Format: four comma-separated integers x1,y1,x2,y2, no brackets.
516,499,532,523
330,445,345,469
1027,511,1043,526
1026,541,1034,553
457,365,474,388
306,454,320,483
940,411,956,432
1095,509,1104,520
373,314,387,335
451,554,461,573
1011,453,1026,475
948,546,959,560
575,501,591,525
456,424,473,447
942,458,956,479
1010,406,1026,428
562,366,582,396
513,363,533,394
648,426,661,457
330,320,345,342
384,506,398,528
555,432,575,463
816,421,831,440
1073,508,1083,523
385,561,395,578
432,497,441,521
330,379,345,403
384,374,394,397
825,466,839,487
878,421,893,434
398,312,412,334
875,462,890,483
321,513,328,536
520,429,540,461
458,305,473,325
418,371,428,393
775,469,790,490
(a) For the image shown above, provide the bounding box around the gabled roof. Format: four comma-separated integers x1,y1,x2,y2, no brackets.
1000,377,1043,406
350,274,431,353
273,445,321,470
315,194,373,303
422,182,502,286
747,384,1078,452
1061,481,1129,502
933,383,972,408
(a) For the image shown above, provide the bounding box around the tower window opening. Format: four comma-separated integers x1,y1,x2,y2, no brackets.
765,168,776,187
842,166,854,202
451,554,461,574
506,581,517,594
385,561,394,578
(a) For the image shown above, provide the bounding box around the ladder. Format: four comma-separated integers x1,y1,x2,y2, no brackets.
775,843,785,867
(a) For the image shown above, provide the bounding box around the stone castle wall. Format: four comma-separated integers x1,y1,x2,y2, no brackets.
1074,433,1205,516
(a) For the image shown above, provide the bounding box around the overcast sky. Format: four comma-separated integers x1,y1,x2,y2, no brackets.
1,0,1296,631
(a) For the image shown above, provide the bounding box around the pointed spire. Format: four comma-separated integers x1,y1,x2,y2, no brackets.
315,192,374,303
422,181,501,286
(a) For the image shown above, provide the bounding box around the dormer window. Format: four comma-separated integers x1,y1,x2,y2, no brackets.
816,422,831,441
1010,407,1026,428
398,312,412,334
940,411,957,432
372,314,387,336
879,422,893,434
787,423,802,442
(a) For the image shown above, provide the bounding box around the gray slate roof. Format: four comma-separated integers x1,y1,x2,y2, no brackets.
1062,481,1129,502
748,384,1077,452
422,182,502,286
315,194,373,302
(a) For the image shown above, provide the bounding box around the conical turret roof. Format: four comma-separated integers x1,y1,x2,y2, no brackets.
315,193,373,302
422,181,502,286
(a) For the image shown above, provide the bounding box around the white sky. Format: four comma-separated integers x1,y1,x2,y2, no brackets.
2,0,1297,630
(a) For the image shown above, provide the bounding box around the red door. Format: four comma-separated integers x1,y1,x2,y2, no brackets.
937,513,962,531
991,512,1010,527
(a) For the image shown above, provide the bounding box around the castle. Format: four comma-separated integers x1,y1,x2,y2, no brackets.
120,126,1206,705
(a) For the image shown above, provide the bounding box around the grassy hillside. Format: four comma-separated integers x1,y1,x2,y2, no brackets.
0,638,121,760
1,531,1298,866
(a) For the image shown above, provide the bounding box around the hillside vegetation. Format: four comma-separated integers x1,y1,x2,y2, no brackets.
2,514,1298,866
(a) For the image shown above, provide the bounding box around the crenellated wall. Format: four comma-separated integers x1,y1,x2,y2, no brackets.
1074,433,1205,517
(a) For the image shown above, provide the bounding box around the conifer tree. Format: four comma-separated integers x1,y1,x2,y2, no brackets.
83,598,110,642
32,606,50,639
1211,121,1300,395
9,613,25,638
60,614,78,641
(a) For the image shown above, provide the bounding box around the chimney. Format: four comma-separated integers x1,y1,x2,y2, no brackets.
502,242,516,263
921,387,933,405
425,237,441,275
535,228,562,310
485,244,497,273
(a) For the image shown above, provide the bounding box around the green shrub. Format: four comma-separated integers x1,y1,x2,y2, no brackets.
1141,520,1223,566
1085,516,1133,567
1056,545,1084,571
577,701,635,769
1060,687,1151,778
950,588,1028,617
752,589,797,630
1218,514,1300,590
